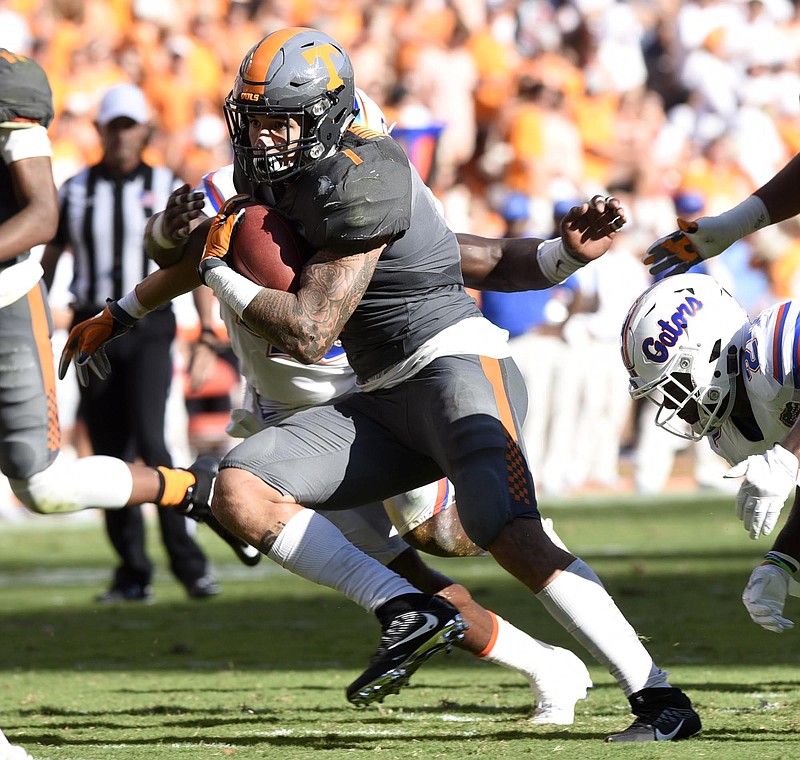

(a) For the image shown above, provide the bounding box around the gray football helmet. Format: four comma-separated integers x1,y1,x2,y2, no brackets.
224,27,356,185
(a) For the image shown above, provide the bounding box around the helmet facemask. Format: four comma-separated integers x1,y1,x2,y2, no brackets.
225,89,350,185
629,342,740,441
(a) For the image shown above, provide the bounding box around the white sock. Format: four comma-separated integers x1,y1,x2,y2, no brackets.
536,558,670,696
267,509,420,612
478,611,562,679
10,453,134,514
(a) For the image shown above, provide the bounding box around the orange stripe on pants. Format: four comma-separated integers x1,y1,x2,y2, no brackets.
27,284,61,452
479,355,532,507
479,356,519,443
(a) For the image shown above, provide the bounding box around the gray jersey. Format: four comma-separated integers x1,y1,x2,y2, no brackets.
276,129,481,382
341,167,481,380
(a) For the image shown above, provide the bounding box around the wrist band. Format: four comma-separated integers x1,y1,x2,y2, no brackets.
204,265,262,318
114,290,150,321
717,195,770,237
762,551,800,575
151,213,179,250
536,237,588,285
697,196,770,256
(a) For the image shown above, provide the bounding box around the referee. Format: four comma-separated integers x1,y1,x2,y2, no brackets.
42,83,217,602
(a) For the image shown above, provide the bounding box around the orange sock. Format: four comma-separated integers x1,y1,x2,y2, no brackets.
475,610,501,658
157,467,195,506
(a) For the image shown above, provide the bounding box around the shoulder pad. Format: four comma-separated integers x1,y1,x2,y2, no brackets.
279,132,412,252
0,50,54,128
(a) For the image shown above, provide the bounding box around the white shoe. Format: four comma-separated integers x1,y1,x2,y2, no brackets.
529,647,593,725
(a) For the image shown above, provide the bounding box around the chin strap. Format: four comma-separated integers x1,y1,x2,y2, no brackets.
716,344,741,426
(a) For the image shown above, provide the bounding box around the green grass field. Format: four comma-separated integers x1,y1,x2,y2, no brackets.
2,492,800,760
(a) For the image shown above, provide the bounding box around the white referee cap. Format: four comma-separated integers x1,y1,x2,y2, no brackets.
96,83,150,126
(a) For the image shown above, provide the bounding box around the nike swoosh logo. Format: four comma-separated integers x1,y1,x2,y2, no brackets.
387,612,440,650
655,719,685,741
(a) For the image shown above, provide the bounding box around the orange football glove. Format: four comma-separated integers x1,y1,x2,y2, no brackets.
643,218,702,277
58,301,136,387
645,195,769,278
198,193,251,285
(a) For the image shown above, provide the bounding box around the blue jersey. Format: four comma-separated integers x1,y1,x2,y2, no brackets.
711,300,800,463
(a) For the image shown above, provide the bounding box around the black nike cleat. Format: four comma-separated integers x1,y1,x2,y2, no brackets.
177,455,261,567
605,687,701,742
346,593,467,707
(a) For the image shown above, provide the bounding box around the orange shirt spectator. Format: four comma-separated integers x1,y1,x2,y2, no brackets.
143,40,200,135
570,90,620,188
467,17,519,127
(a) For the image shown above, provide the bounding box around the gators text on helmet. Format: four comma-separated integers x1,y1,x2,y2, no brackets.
620,273,750,441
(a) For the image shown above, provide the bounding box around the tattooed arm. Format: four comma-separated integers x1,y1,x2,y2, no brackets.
196,202,388,364
240,245,385,364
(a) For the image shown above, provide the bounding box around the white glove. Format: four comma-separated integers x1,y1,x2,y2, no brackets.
644,195,769,278
742,553,800,632
725,443,799,539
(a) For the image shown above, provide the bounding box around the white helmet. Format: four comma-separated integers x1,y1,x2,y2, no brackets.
353,88,391,134
620,273,749,441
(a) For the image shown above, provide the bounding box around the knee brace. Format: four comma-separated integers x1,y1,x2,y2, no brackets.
10,453,133,514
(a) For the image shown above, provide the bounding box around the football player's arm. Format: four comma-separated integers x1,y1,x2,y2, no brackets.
198,193,390,364
135,223,208,307
753,152,800,225
645,153,800,278
459,196,625,292
223,243,385,365
1,155,58,263
59,222,207,385
248,244,385,363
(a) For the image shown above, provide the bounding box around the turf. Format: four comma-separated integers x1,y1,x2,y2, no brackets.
2,493,800,759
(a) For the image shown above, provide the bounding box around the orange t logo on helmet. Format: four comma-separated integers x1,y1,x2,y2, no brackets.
301,44,344,91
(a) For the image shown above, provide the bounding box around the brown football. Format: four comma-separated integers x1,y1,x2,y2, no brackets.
227,203,311,293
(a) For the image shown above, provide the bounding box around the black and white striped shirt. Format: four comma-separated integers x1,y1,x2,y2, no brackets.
54,162,180,309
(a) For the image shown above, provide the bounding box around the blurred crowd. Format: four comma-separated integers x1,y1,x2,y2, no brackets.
5,0,800,500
